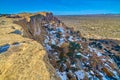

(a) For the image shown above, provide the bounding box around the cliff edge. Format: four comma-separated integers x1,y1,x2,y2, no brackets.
0,13,60,80
0,12,120,80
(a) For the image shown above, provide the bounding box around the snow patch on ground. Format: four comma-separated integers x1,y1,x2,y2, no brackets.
75,70,85,80
56,70,67,80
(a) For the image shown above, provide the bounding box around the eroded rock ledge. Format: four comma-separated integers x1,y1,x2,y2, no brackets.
0,12,61,80
0,12,120,80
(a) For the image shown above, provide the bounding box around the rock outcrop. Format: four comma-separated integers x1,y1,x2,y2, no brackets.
0,13,60,80
16,12,120,80
15,12,61,44
0,12,120,80
0,41,59,80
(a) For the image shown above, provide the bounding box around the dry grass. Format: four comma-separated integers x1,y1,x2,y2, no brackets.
0,17,25,46
0,41,52,80
58,15,120,39
0,17,60,80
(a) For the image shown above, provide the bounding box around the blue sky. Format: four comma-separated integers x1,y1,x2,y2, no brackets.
0,0,120,15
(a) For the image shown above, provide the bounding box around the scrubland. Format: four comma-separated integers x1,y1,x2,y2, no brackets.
58,15,120,39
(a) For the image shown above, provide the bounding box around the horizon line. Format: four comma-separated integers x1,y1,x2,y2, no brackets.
0,12,120,16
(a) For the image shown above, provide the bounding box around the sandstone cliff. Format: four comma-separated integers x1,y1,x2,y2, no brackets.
0,13,60,80
15,12,61,44
0,12,120,80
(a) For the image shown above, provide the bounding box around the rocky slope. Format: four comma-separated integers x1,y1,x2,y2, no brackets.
0,12,120,80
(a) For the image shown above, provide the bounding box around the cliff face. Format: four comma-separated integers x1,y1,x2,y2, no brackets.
15,12,60,44
0,13,60,80
16,12,120,80
0,12,120,80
